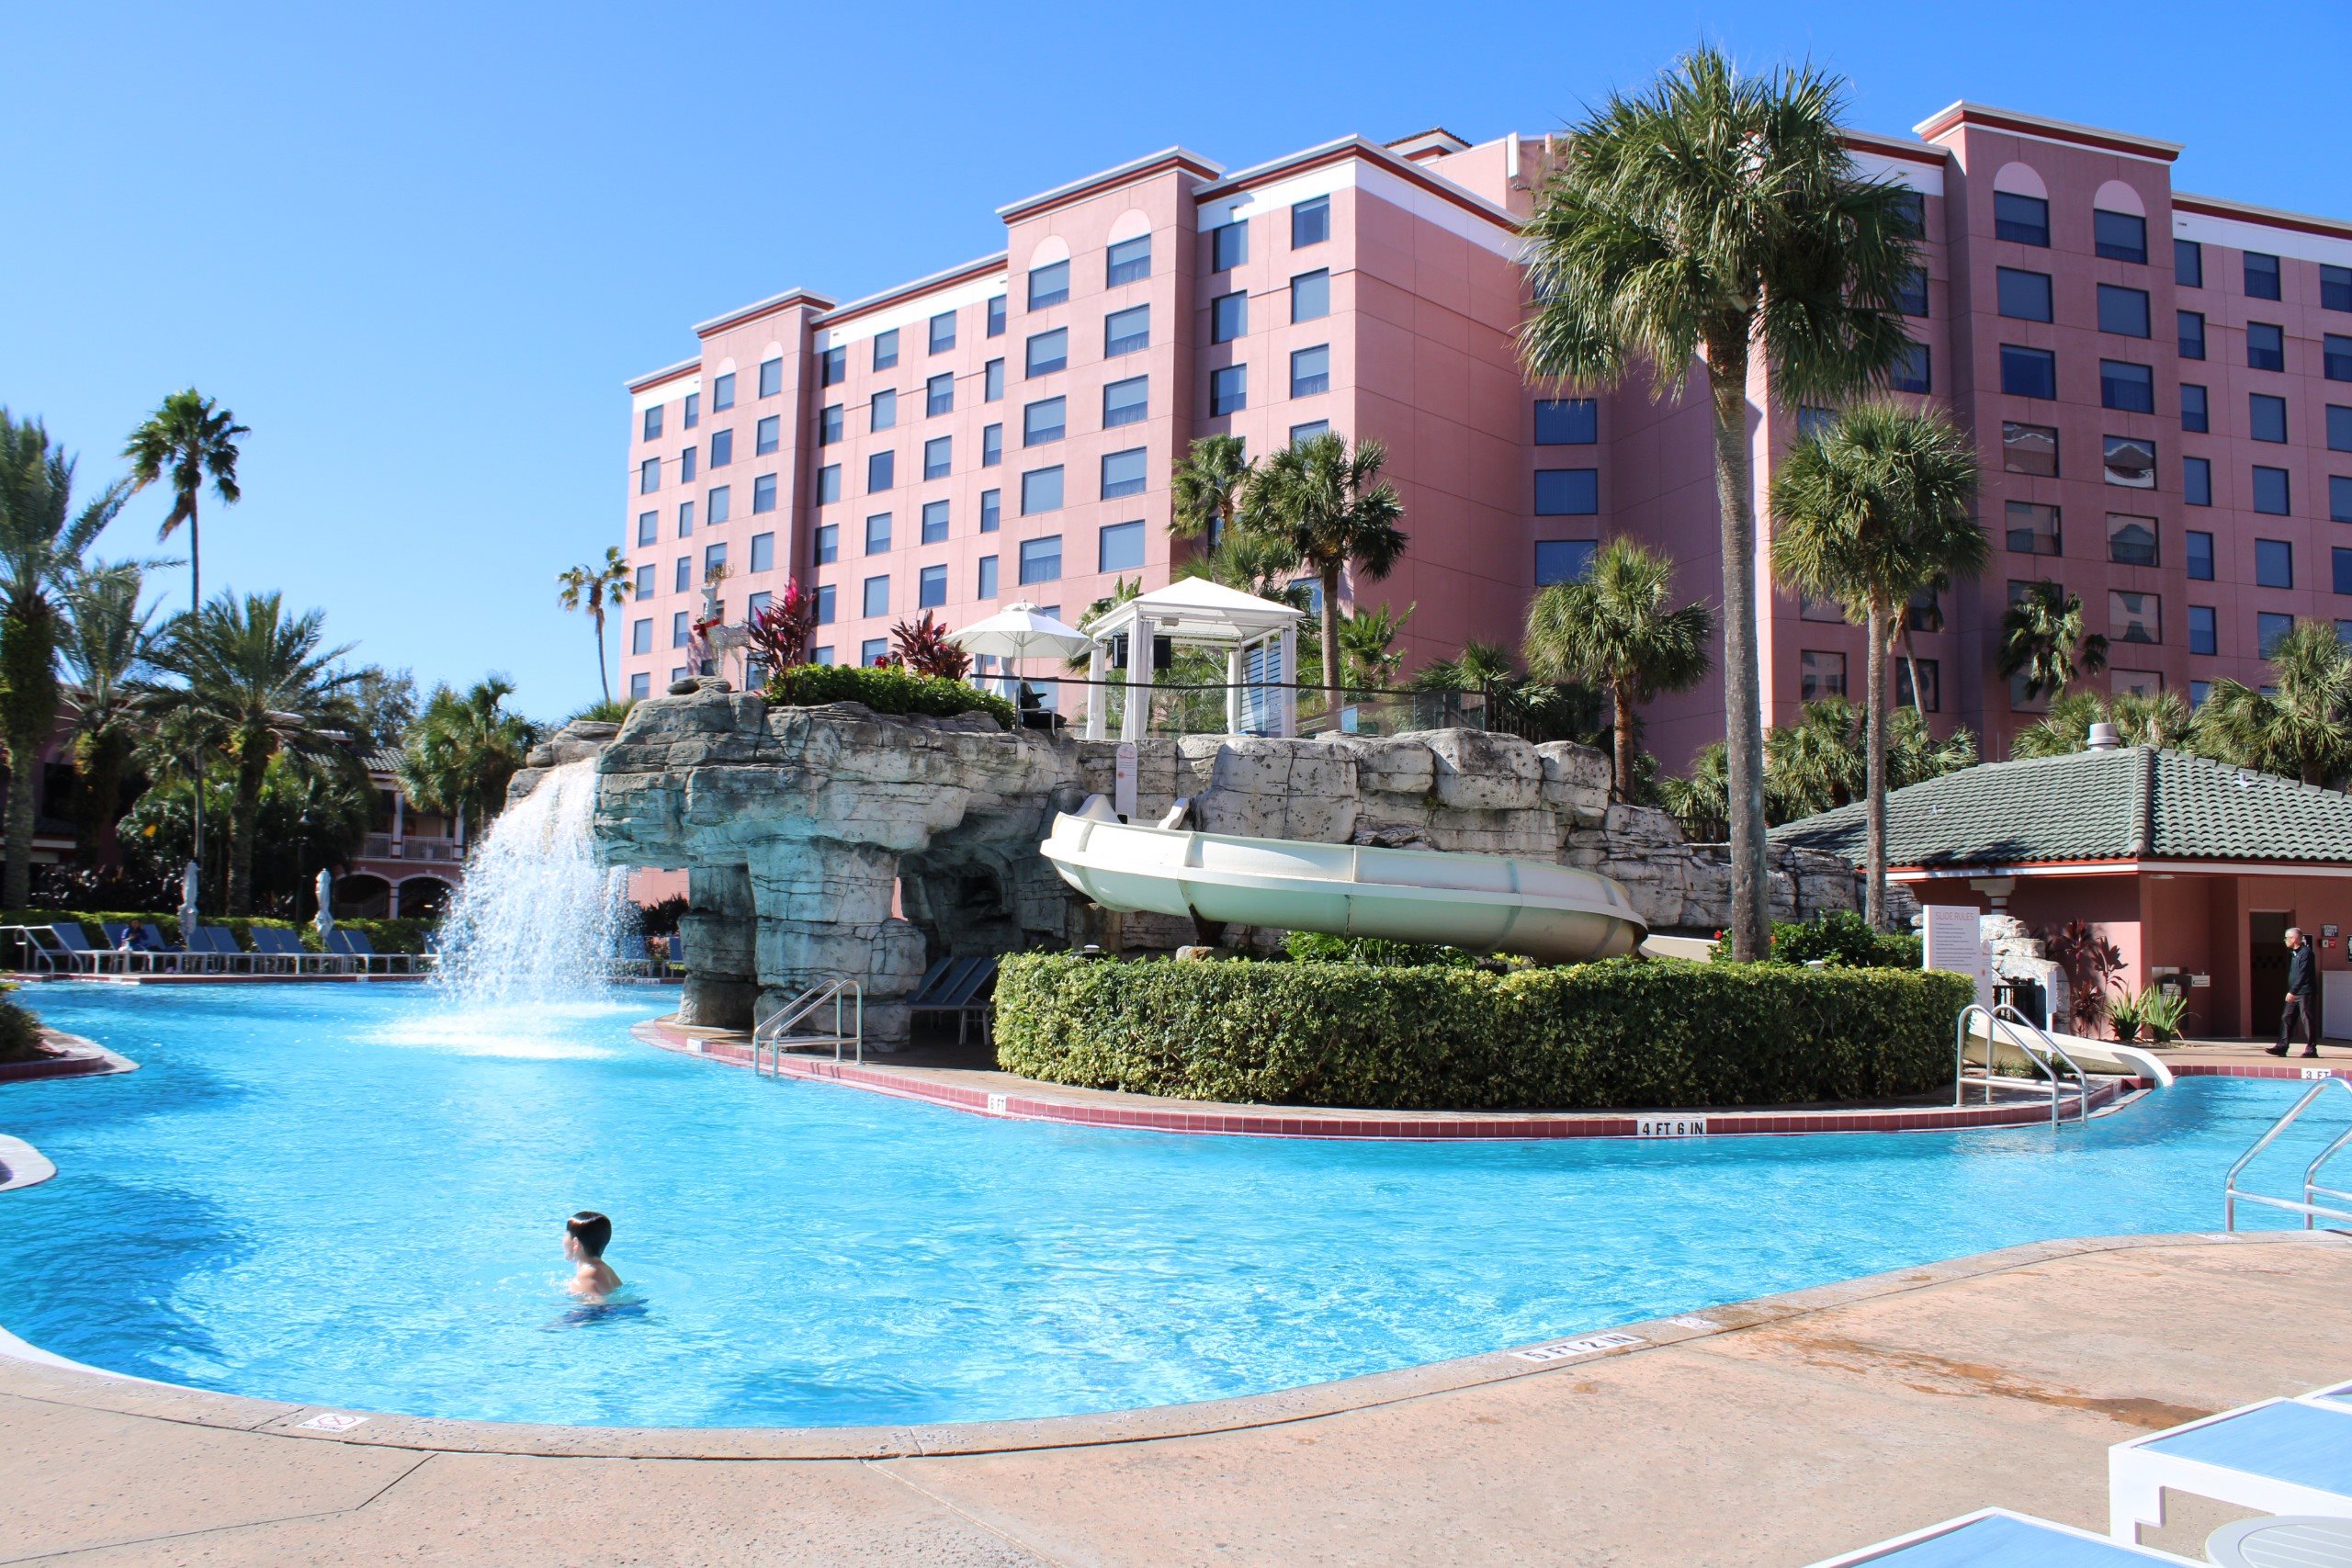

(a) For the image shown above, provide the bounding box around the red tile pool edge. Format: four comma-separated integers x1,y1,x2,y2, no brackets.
634,1020,2162,1142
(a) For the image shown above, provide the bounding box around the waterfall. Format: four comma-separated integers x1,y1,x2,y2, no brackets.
431,760,632,1006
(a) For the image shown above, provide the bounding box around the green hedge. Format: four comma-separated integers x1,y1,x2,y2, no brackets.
0,911,436,955
765,662,1015,729
996,953,1973,1111
1766,911,1922,969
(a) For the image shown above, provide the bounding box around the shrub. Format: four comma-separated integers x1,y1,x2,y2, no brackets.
764,662,1014,729
1767,910,1920,969
1283,931,1483,968
0,997,42,1064
997,953,1973,1111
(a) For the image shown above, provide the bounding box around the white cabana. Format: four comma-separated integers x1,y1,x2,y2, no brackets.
945,602,1092,711
1079,578,1304,740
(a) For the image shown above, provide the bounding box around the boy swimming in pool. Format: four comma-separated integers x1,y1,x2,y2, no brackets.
563,1211,622,1302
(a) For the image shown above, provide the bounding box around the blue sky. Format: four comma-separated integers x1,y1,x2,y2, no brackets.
5,2,2346,722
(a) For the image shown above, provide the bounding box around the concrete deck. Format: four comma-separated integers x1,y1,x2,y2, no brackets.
4,1232,2346,1564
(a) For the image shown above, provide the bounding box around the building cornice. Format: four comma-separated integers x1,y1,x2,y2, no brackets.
691,288,836,339
2174,192,2352,244
995,147,1224,223
1838,129,1948,169
624,356,701,394
814,253,1011,328
1912,101,2183,164
1194,136,1520,232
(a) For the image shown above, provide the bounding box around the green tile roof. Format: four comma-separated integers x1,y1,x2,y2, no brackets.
1770,747,2352,869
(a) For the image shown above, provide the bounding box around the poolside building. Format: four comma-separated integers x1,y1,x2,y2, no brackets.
616,104,2352,770
334,747,461,920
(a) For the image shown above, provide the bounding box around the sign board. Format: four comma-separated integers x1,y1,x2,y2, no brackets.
1114,742,1137,820
1636,1115,1707,1137
1922,904,1990,1010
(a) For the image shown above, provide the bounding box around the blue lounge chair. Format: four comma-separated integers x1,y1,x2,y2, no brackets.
247,927,316,975
99,921,156,973
138,922,192,975
614,934,655,978
330,929,404,975
2109,1396,2352,1543
1809,1508,2194,1565
666,932,686,978
193,926,252,975
41,922,120,976
908,954,999,1045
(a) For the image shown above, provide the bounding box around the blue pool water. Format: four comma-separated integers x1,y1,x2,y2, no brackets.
0,984,2335,1428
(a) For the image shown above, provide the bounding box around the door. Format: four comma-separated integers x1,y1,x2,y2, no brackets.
2250,910,2293,1037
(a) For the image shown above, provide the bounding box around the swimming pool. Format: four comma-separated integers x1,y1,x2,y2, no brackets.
0,985,2332,1429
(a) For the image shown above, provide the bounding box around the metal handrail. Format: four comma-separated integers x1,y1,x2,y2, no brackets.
1955,1002,2091,1129
2225,1075,2352,1230
751,979,865,1072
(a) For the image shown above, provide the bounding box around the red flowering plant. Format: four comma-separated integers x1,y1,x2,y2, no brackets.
746,580,820,671
889,612,972,680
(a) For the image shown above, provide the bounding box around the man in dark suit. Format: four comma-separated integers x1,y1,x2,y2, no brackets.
2267,926,2321,1058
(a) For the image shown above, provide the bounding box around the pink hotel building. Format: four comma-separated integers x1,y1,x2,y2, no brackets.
616,103,2352,770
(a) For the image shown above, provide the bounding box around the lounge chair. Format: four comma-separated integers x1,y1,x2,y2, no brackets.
908,954,999,1045
98,922,159,974
137,922,194,975
42,922,121,976
1808,1507,2194,1565
193,926,253,975
247,927,315,976
666,933,686,978
2109,1395,2352,1544
331,929,404,975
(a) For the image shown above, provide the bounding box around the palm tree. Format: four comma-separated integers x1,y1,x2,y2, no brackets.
2010,689,2196,759
1998,581,2109,705
1520,47,1921,959
1770,402,1983,926
2193,620,2352,785
556,546,634,705
398,677,538,841
143,592,361,916
1170,435,1255,551
1522,538,1712,803
1238,431,1407,715
1337,602,1411,690
60,563,160,871
0,412,129,908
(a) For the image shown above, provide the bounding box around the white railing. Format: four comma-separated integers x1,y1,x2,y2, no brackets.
359,835,464,863
2225,1076,2352,1230
1955,1003,2090,1129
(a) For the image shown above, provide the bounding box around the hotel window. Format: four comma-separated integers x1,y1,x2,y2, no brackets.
2256,538,2294,589
2177,311,2205,360
2002,421,2057,477
1888,343,1930,394
2094,209,2148,265
637,510,658,545
710,428,735,467
639,457,661,493
2328,335,2352,383
2001,344,2056,399
2248,322,2286,372
2188,604,2218,655
1534,539,1597,585
820,347,845,386
2103,435,2155,490
2245,251,2282,300
1290,344,1331,398
1211,365,1247,416
919,563,947,609
865,513,891,554
680,446,698,481
1292,195,1330,248
818,463,841,504
1894,265,1928,317
987,295,1006,336
2252,393,2290,444
1022,466,1063,514
2260,612,2295,657
2100,360,2154,413
707,485,730,524
1995,192,2049,246
1292,268,1331,322
2337,547,2352,598
1028,259,1069,310
711,372,734,411
1023,397,1066,446
1534,468,1600,515
630,618,651,655
1104,304,1149,356
973,363,1001,410
747,590,771,621
1996,267,2052,321
927,373,954,417
629,671,650,700
1537,399,1599,445
863,576,889,618
869,389,897,433
642,405,662,441
871,330,899,371
815,525,838,564
923,435,952,479
816,585,837,624
2191,679,2211,706
2098,284,2150,338
758,356,783,399
866,449,894,492
2176,239,2203,288
2187,530,2214,581
2106,513,2158,567
634,562,655,597
1890,189,1926,238
2335,476,2352,524
1098,519,1146,572
929,310,956,354
921,500,950,545
756,414,779,455
980,489,1001,532
977,555,999,599
1211,290,1247,344
2326,265,2352,312
676,501,695,536
2181,384,2209,433
673,556,691,592
820,404,842,444
1907,585,1941,632
982,423,1002,466
672,610,690,648
752,473,776,513
861,637,887,666
2184,456,2212,506
1797,405,1838,439
1103,376,1148,427
750,532,775,573
703,542,727,579
809,645,833,666
1799,650,1848,702
1290,421,1328,445
1025,328,1068,377
1105,235,1150,287
683,392,699,428
1212,220,1248,272
2335,406,2352,451
1896,659,1939,714
1101,446,1147,499
1018,535,1062,584
2006,501,2062,556
1798,592,1846,625
2254,466,2291,516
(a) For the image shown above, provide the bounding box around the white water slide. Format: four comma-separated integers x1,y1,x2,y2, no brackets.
1040,805,1647,963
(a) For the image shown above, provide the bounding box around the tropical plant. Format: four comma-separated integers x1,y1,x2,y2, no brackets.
397,676,537,848
1660,702,1976,839
122,389,245,624
2192,619,2352,785
1655,741,1732,841
2009,689,2197,760
1770,402,1983,927
120,752,373,917
2041,919,2124,1037
565,697,636,727
1411,640,1605,746
1998,581,2109,705
1337,602,1411,690
143,592,363,916
0,412,130,908
764,662,1014,728
344,665,418,747
1238,432,1407,716
59,561,159,871
889,612,973,679
1169,434,1255,550
556,545,634,705
745,580,820,672
1523,538,1712,803
1520,47,1923,958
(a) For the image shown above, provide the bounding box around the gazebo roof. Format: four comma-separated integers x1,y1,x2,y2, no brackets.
1084,577,1303,644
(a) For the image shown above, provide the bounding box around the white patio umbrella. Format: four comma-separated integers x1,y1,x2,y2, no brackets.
944,603,1092,703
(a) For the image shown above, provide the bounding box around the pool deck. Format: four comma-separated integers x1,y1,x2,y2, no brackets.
2,1230,2346,1564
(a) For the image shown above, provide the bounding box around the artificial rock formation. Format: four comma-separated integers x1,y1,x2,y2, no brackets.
588,682,1883,1042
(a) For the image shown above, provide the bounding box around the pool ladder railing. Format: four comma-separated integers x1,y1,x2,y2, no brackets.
1955,1003,2090,1130
2224,1074,2352,1231
751,979,865,1074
